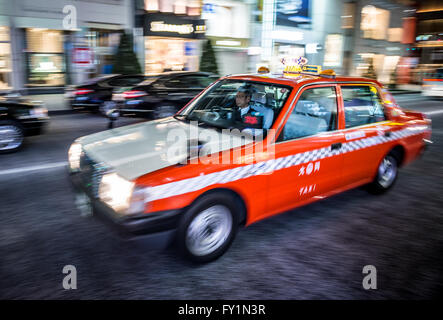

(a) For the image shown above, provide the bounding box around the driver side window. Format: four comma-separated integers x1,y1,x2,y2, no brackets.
280,86,338,141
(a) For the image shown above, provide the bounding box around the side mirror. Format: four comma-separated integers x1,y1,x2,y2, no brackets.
106,109,120,129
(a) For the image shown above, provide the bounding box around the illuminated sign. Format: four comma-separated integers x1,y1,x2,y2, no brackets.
150,21,194,34
142,14,206,39
281,56,322,77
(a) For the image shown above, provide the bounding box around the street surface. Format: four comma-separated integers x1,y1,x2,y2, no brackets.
1,94,443,299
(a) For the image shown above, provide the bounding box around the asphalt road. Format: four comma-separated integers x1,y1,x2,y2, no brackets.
1,94,443,299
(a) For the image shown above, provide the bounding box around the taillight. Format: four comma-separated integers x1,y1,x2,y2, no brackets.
122,90,147,99
74,89,94,95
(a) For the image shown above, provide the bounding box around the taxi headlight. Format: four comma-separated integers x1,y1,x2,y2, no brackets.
99,173,148,214
68,142,82,171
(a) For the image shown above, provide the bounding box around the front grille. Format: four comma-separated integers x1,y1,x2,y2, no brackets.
79,152,109,198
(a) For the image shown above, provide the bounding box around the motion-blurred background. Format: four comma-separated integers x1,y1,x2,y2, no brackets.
0,0,442,96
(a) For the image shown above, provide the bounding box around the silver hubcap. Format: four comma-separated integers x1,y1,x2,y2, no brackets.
378,156,397,188
0,125,23,151
186,205,233,256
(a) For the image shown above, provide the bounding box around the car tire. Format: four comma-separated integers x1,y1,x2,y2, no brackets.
153,103,178,119
367,151,399,194
176,193,240,263
0,120,25,154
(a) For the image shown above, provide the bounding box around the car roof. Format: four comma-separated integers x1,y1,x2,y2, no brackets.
156,71,216,78
221,73,383,88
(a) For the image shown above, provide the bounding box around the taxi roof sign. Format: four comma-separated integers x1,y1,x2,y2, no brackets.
257,66,270,74
281,56,323,78
280,56,336,78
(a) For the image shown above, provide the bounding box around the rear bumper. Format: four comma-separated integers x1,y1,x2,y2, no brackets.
68,99,100,111
69,171,181,244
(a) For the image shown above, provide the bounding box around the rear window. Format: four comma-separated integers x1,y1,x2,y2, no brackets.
82,74,118,85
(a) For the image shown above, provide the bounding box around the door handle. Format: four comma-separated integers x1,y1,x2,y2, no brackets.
384,131,392,138
331,142,342,150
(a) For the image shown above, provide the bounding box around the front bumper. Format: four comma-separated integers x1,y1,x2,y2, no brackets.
21,117,49,136
69,171,181,244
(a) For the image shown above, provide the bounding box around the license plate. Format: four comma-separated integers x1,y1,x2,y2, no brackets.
75,192,93,217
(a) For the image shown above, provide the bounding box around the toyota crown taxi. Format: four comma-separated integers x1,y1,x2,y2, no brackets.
68,61,432,263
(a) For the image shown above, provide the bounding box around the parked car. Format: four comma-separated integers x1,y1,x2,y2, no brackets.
68,65,431,263
65,74,147,114
110,71,219,119
422,68,443,98
0,93,49,153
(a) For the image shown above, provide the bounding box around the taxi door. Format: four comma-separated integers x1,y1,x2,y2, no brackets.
338,84,392,187
265,85,345,217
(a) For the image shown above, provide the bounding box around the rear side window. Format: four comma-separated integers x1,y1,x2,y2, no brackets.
280,86,338,141
341,85,386,128
108,76,144,87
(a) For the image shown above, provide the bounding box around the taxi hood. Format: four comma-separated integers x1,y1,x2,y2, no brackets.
78,117,253,181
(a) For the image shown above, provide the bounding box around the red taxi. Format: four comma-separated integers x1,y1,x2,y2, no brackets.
69,64,432,263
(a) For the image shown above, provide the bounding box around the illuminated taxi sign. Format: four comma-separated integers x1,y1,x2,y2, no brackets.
257,66,270,74
281,56,322,77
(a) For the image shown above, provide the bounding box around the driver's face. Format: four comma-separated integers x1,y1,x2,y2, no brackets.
236,92,250,109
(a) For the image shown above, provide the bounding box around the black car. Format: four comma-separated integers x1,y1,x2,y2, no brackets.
65,74,147,114
0,93,49,153
110,72,219,119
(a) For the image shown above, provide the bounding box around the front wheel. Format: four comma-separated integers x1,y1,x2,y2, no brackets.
177,193,239,263
0,120,24,154
367,153,399,194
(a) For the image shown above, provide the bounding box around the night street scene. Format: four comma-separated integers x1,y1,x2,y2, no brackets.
1,0,443,303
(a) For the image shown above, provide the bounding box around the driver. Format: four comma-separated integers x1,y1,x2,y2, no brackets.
234,85,273,130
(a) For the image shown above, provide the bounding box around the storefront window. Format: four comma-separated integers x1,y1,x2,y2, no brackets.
26,28,65,87
145,37,199,74
360,5,390,40
388,28,403,42
324,34,343,67
0,26,12,90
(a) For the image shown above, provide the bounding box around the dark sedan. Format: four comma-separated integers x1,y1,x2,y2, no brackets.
65,74,147,114
0,93,49,153
110,72,219,119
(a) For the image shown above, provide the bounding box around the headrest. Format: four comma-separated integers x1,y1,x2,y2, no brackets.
296,100,320,114
251,92,266,104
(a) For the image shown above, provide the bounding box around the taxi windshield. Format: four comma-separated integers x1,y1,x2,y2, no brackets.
177,80,292,133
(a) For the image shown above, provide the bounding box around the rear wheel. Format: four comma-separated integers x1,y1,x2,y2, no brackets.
367,152,399,194
0,120,24,154
177,193,239,263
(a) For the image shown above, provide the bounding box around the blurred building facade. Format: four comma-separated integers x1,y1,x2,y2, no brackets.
0,0,134,92
134,0,205,75
344,0,416,85
247,0,416,85
1,0,441,92
410,0,443,84
0,0,133,91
